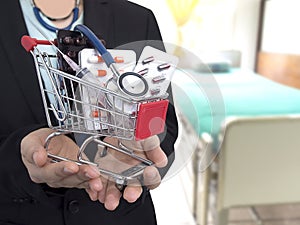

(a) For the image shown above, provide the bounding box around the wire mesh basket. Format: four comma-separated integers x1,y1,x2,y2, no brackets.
21,35,169,186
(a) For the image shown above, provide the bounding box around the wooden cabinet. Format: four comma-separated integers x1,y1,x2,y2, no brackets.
257,52,300,89
256,0,300,89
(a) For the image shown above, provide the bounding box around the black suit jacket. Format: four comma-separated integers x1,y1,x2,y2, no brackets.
0,0,178,224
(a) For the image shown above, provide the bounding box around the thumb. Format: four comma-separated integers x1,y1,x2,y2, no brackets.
32,148,48,167
21,131,49,167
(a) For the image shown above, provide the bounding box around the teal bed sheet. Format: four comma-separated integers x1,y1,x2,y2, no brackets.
172,68,300,138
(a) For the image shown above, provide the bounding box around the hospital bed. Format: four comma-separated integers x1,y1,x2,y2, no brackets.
171,66,300,225
215,115,300,225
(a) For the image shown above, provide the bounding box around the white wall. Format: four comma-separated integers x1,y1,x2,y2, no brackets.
130,0,261,70
261,0,300,54
232,0,261,69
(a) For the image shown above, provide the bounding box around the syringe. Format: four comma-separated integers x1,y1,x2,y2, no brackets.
23,12,83,73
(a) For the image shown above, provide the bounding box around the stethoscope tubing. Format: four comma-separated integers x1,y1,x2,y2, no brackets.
74,24,149,98
74,24,115,67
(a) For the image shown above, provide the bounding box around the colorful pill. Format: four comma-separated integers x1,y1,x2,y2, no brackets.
137,68,149,76
152,75,166,83
91,110,99,118
150,88,160,95
114,56,124,63
89,68,107,77
88,55,104,64
67,50,76,58
62,36,73,45
157,63,171,71
142,56,155,65
97,70,107,77
74,36,86,46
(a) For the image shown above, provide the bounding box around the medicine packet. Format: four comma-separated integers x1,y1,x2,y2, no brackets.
133,46,179,98
78,48,137,132
79,48,136,85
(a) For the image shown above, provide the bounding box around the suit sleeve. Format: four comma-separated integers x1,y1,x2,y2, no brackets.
0,125,50,202
145,10,179,178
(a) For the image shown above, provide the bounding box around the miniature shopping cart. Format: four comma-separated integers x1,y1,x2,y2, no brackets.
21,33,170,187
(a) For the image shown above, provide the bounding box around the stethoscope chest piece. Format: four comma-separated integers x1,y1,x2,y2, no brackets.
117,72,149,97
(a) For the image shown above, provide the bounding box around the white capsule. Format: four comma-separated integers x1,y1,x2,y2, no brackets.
157,63,171,71
150,88,160,95
88,68,107,77
137,68,149,76
152,75,166,83
88,55,104,64
142,56,155,65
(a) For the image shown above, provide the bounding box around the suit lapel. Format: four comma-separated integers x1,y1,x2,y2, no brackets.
0,0,45,123
0,0,115,124
83,0,116,48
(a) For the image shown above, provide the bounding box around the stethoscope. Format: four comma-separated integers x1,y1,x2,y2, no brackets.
30,0,80,32
74,24,149,98
29,0,149,98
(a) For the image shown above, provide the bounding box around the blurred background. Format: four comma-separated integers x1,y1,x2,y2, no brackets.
128,1,300,225
130,0,259,69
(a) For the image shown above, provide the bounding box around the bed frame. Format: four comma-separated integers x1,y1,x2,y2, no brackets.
195,115,300,225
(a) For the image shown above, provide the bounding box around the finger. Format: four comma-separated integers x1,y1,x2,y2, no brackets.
38,161,79,185
97,189,106,204
145,146,168,168
88,177,103,192
21,139,48,167
143,166,161,190
50,164,102,189
32,149,49,167
123,185,143,203
104,181,122,211
86,187,98,201
97,175,109,203
20,129,55,167
74,165,101,182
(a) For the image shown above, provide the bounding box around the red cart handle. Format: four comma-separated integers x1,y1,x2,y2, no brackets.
21,35,55,52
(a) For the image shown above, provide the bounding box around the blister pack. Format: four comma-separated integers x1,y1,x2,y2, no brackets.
133,46,179,98
79,48,136,85
78,48,137,132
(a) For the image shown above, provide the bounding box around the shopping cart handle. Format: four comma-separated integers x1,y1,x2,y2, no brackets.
21,35,53,52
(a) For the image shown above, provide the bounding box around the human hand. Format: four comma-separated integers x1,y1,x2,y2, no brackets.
21,128,103,197
92,136,168,210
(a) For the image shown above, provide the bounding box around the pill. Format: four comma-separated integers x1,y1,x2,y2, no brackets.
137,68,149,76
91,110,99,118
114,56,124,63
67,50,76,58
96,70,107,77
89,68,107,77
157,63,171,71
88,55,104,64
62,36,73,45
74,36,86,45
152,75,166,83
150,88,160,95
142,56,155,65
